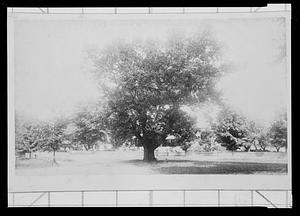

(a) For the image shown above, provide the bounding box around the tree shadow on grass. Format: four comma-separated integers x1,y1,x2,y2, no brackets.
124,159,288,174
125,159,193,164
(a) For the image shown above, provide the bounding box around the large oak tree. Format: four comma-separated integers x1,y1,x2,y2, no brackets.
89,31,225,161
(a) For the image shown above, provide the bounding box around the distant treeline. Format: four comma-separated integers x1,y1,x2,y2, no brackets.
15,104,287,163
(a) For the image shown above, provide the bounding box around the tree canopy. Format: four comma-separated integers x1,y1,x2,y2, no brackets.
268,114,287,152
72,106,109,150
89,31,226,161
15,123,43,157
212,106,251,151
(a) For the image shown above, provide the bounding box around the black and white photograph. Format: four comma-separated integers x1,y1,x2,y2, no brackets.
7,6,292,207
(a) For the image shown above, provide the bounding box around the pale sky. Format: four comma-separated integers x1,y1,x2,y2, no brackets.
13,16,288,127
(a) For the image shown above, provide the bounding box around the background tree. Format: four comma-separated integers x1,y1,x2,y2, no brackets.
198,128,218,152
268,114,288,152
257,132,269,151
89,30,225,161
212,106,250,151
243,120,270,152
15,123,43,158
60,122,77,151
72,106,109,151
39,119,68,164
243,120,259,151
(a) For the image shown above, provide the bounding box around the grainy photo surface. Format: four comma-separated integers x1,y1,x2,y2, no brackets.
11,15,289,176
7,6,293,207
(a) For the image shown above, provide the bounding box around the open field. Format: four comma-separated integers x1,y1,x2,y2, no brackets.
15,150,288,176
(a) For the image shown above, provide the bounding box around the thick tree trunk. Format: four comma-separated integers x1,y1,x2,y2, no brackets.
143,145,156,162
138,132,161,162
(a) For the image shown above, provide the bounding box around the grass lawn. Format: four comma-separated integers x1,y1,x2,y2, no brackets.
15,150,288,175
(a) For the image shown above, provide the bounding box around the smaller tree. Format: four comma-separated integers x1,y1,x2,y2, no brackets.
61,123,77,151
40,120,67,165
243,120,271,152
15,123,43,158
198,128,218,152
212,106,249,151
268,116,287,152
72,107,108,151
256,133,269,151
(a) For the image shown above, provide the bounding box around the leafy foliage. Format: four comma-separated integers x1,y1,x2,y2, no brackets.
212,106,251,151
89,31,225,160
15,123,43,156
72,107,109,150
243,120,269,151
35,119,69,163
268,114,287,152
197,128,221,152
39,122,65,153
